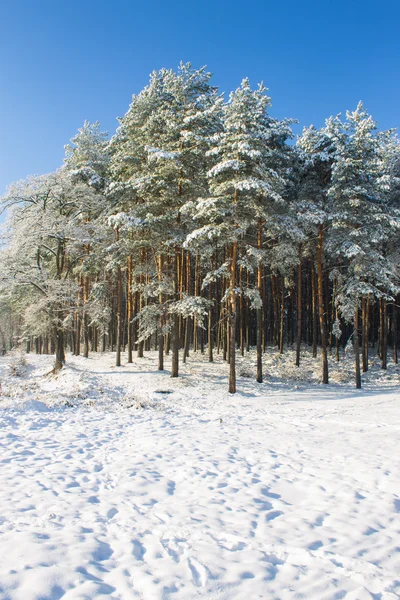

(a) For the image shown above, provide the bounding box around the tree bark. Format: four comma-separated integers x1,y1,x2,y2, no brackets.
295,243,302,367
279,277,284,355
208,280,214,362
382,298,388,370
362,295,369,372
311,260,317,358
54,328,65,371
83,276,89,359
127,255,133,363
256,219,263,383
393,296,398,364
115,229,122,367
354,305,361,389
156,253,164,370
317,225,329,383
171,248,179,377
229,241,238,393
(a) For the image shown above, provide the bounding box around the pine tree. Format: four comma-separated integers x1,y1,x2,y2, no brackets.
189,79,292,392
328,103,399,384
297,118,341,383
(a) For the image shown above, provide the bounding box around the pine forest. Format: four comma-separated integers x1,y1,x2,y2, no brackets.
1,63,399,393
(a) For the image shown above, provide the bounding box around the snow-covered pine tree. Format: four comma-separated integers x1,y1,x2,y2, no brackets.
109,63,222,375
63,121,110,359
386,140,400,364
107,75,168,365
188,78,292,392
327,102,400,385
297,117,342,383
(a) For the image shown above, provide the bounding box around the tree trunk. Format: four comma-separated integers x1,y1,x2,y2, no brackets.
256,219,263,383
382,298,388,370
245,270,250,352
239,266,244,357
335,305,340,363
171,315,179,377
295,243,302,367
317,225,329,383
83,276,89,358
183,318,190,363
116,264,122,367
354,306,361,389
137,288,144,358
208,310,213,363
311,260,318,358
115,229,122,367
54,328,65,371
379,298,384,359
229,241,238,393
157,254,164,370
279,278,284,355
127,255,133,363
362,295,369,372
74,310,81,356
394,296,398,364
171,249,179,378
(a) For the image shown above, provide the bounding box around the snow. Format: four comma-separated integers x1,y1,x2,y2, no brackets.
0,349,399,600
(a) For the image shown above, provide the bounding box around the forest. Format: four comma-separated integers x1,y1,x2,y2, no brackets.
0,63,399,392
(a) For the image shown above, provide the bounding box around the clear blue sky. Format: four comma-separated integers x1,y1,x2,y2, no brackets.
1,0,399,196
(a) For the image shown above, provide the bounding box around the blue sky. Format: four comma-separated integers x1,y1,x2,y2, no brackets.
1,0,399,196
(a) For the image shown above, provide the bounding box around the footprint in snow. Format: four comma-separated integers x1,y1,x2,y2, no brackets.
167,480,176,495
266,510,284,521
188,557,208,587
132,539,146,561
161,537,187,564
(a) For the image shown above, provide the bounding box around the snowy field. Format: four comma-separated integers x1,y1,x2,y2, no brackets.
0,349,399,600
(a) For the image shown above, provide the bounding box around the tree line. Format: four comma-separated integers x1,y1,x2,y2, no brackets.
1,63,399,392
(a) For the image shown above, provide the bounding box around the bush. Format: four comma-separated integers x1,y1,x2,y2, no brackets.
8,353,27,377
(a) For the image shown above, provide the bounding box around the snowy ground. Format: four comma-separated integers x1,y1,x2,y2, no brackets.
0,348,399,600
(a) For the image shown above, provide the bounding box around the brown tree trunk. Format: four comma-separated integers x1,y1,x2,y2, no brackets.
317,225,329,383
279,277,284,355
183,318,190,363
335,306,340,363
137,288,144,358
208,282,213,362
311,260,318,358
127,255,133,363
394,296,398,364
245,270,250,352
239,266,244,356
208,310,213,363
115,228,122,367
295,243,302,367
379,297,384,359
229,241,238,393
158,254,164,370
256,219,263,383
116,264,122,367
382,298,388,370
354,305,361,389
83,276,89,358
74,279,81,356
362,296,369,372
54,328,65,371
171,248,179,378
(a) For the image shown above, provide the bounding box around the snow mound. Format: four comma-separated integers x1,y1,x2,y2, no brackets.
21,399,50,412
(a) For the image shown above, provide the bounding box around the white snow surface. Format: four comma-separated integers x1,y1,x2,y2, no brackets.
0,349,399,600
